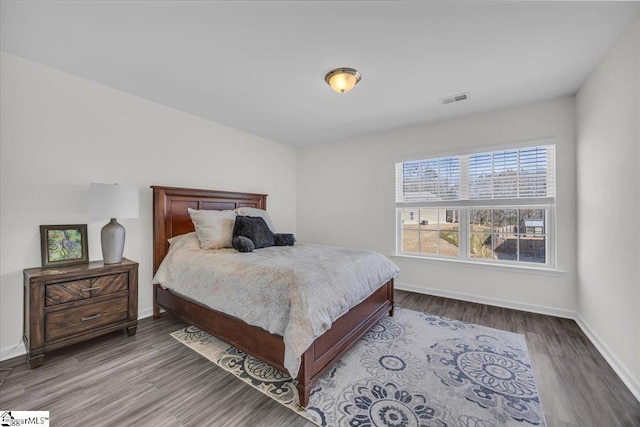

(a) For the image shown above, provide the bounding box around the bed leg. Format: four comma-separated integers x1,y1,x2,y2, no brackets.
296,352,313,408
153,283,161,319
296,382,311,408
388,279,395,317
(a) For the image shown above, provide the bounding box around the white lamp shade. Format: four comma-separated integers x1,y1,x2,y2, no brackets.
89,183,139,219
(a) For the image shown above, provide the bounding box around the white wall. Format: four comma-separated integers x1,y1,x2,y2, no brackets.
576,14,639,395
0,52,297,357
297,97,576,315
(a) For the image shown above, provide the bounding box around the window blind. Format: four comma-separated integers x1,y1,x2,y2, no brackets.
396,144,555,203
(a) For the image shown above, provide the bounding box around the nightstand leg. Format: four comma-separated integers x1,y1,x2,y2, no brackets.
28,354,44,369
126,325,137,337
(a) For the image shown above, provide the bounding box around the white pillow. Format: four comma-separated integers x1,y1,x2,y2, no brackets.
188,208,237,249
235,207,276,233
167,232,199,248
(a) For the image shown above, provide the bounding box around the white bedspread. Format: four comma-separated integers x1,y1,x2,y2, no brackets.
153,233,399,377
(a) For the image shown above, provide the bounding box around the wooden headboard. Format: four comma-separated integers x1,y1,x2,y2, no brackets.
151,186,268,273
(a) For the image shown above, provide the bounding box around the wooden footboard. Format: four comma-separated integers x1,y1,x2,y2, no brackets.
296,280,394,405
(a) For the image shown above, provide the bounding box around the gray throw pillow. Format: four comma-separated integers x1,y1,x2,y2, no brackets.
232,216,275,249
274,233,296,246
232,236,256,252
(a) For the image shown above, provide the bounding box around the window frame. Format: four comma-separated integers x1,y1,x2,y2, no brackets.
395,140,557,269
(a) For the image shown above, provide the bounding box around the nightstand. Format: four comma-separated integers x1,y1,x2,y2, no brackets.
23,259,138,368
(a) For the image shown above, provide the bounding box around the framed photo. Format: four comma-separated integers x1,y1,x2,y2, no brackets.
40,224,89,268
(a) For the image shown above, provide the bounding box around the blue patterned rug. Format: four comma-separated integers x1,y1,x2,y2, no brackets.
171,308,547,426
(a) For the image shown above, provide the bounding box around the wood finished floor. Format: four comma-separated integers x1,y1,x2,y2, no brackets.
1,290,639,426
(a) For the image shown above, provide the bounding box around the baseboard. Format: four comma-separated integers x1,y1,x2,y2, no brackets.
575,314,640,402
396,281,640,403
138,307,156,320
1,307,159,363
0,342,26,363
395,281,576,319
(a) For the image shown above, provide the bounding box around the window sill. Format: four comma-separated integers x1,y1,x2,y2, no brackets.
390,254,567,277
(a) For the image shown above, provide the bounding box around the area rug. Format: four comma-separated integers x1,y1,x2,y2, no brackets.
171,308,547,426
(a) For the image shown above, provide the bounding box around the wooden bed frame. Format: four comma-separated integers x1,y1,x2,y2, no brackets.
151,185,394,407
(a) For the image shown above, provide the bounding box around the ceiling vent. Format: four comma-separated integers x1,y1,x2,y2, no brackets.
440,92,469,105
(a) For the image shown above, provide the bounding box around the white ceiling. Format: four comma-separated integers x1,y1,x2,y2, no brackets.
1,1,637,146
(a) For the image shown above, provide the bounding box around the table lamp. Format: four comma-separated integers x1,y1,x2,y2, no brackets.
89,183,139,264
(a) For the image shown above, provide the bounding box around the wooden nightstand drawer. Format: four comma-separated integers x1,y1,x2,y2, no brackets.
91,273,128,297
45,273,128,306
45,294,129,343
45,278,92,306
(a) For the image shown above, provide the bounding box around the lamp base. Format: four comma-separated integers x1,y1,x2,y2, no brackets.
101,218,125,264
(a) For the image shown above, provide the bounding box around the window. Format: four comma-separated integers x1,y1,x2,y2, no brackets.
396,143,555,267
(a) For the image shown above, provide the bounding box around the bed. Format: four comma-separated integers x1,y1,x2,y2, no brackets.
151,185,395,407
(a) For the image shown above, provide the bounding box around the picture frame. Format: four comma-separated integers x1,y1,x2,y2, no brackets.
40,224,89,268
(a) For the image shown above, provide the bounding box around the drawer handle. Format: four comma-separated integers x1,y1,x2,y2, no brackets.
80,314,101,322
81,286,101,292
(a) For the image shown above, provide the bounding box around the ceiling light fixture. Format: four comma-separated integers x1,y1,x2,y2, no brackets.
325,67,361,94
